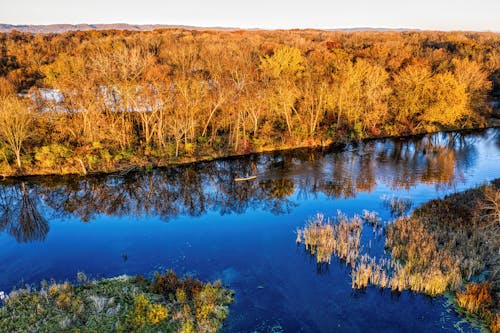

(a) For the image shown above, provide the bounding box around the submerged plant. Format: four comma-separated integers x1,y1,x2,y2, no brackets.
381,195,412,217
361,209,382,228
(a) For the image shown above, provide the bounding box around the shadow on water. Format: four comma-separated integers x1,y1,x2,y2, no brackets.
0,129,492,243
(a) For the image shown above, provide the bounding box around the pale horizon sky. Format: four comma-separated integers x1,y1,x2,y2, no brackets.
0,0,499,32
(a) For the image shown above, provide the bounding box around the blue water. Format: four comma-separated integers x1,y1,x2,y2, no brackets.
0,129,499,332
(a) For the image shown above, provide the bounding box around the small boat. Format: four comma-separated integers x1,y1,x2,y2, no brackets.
234,175,257,182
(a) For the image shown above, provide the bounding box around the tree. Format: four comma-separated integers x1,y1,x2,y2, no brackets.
419,72,469,131
331,59,389,136
452,58,492,121
0,95,32,169
259,46,304,79
391,65,433,132
299,79,331,139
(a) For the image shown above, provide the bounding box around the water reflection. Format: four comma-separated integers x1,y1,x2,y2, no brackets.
0,182,48,243
0,129,496,243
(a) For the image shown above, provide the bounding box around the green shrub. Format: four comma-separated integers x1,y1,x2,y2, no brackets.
34,144,72,169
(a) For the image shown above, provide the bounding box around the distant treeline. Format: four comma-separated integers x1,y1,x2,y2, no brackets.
0,29,499,175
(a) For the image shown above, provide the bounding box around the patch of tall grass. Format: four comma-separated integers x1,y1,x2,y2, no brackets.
352,218,462,296
361,209,382,228
297,212,361,266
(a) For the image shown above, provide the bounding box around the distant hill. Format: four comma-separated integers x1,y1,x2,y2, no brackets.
0,23,237,33
330,27,420,32
0,23,420,34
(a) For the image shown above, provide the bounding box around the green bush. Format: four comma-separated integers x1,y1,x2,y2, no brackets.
34,144,72,169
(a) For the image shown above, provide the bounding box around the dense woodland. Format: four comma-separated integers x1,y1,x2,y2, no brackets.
0,29,499,175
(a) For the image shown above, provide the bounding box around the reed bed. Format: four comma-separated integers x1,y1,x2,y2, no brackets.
297,212,362,266
456,282,499,333
353,180,499,332
352,216,468,296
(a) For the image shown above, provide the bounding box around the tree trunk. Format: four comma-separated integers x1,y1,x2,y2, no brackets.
15,150,21,169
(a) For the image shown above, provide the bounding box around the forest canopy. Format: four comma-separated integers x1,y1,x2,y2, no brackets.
0,29,498,175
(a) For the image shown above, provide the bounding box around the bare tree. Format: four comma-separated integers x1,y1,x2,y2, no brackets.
0,96,32,169
478,186,500,227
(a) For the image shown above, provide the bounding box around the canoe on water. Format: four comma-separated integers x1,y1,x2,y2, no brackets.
234,175,257,182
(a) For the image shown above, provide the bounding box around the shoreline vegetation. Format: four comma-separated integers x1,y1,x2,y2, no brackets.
0,29,499,178
297,179,500,332
0,270,234,332
1,125,499,180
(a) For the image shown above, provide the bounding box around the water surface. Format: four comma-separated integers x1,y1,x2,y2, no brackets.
1,129,499,332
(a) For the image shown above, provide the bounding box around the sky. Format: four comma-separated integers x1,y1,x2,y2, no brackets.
0,0,499,31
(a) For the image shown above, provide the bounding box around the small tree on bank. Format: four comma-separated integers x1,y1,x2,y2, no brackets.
0,95,32,169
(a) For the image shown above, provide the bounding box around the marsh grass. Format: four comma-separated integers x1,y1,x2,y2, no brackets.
0,271,233,333
351,255,391,290
352,217,462,296
456,282,493,316
456,282,500,333
297,212,361,266
294,182,499,331
352,180,499,332
413,181,500,282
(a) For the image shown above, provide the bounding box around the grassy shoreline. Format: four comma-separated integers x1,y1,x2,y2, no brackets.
2,124,497,180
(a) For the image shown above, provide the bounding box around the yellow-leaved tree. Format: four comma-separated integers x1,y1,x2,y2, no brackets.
259,46,305,79
452,58,492,123
331,59,390,136
418,72,469,131
0,95,33,169
260,46,305,138
391,64,433,133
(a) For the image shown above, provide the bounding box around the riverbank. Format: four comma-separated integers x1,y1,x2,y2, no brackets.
1,124,498,180
296,179,499,332
1,29,498,181
409,179,499,332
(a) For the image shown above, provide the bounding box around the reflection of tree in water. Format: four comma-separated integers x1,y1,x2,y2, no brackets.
259,179,296,214
369,131,480,190
0,129,492,242
33,155,299,222
0,182,48,243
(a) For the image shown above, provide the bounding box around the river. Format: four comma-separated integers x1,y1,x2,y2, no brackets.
0,128,499,332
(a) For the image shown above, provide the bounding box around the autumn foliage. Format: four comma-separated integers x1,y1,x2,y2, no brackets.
0,29,498,175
